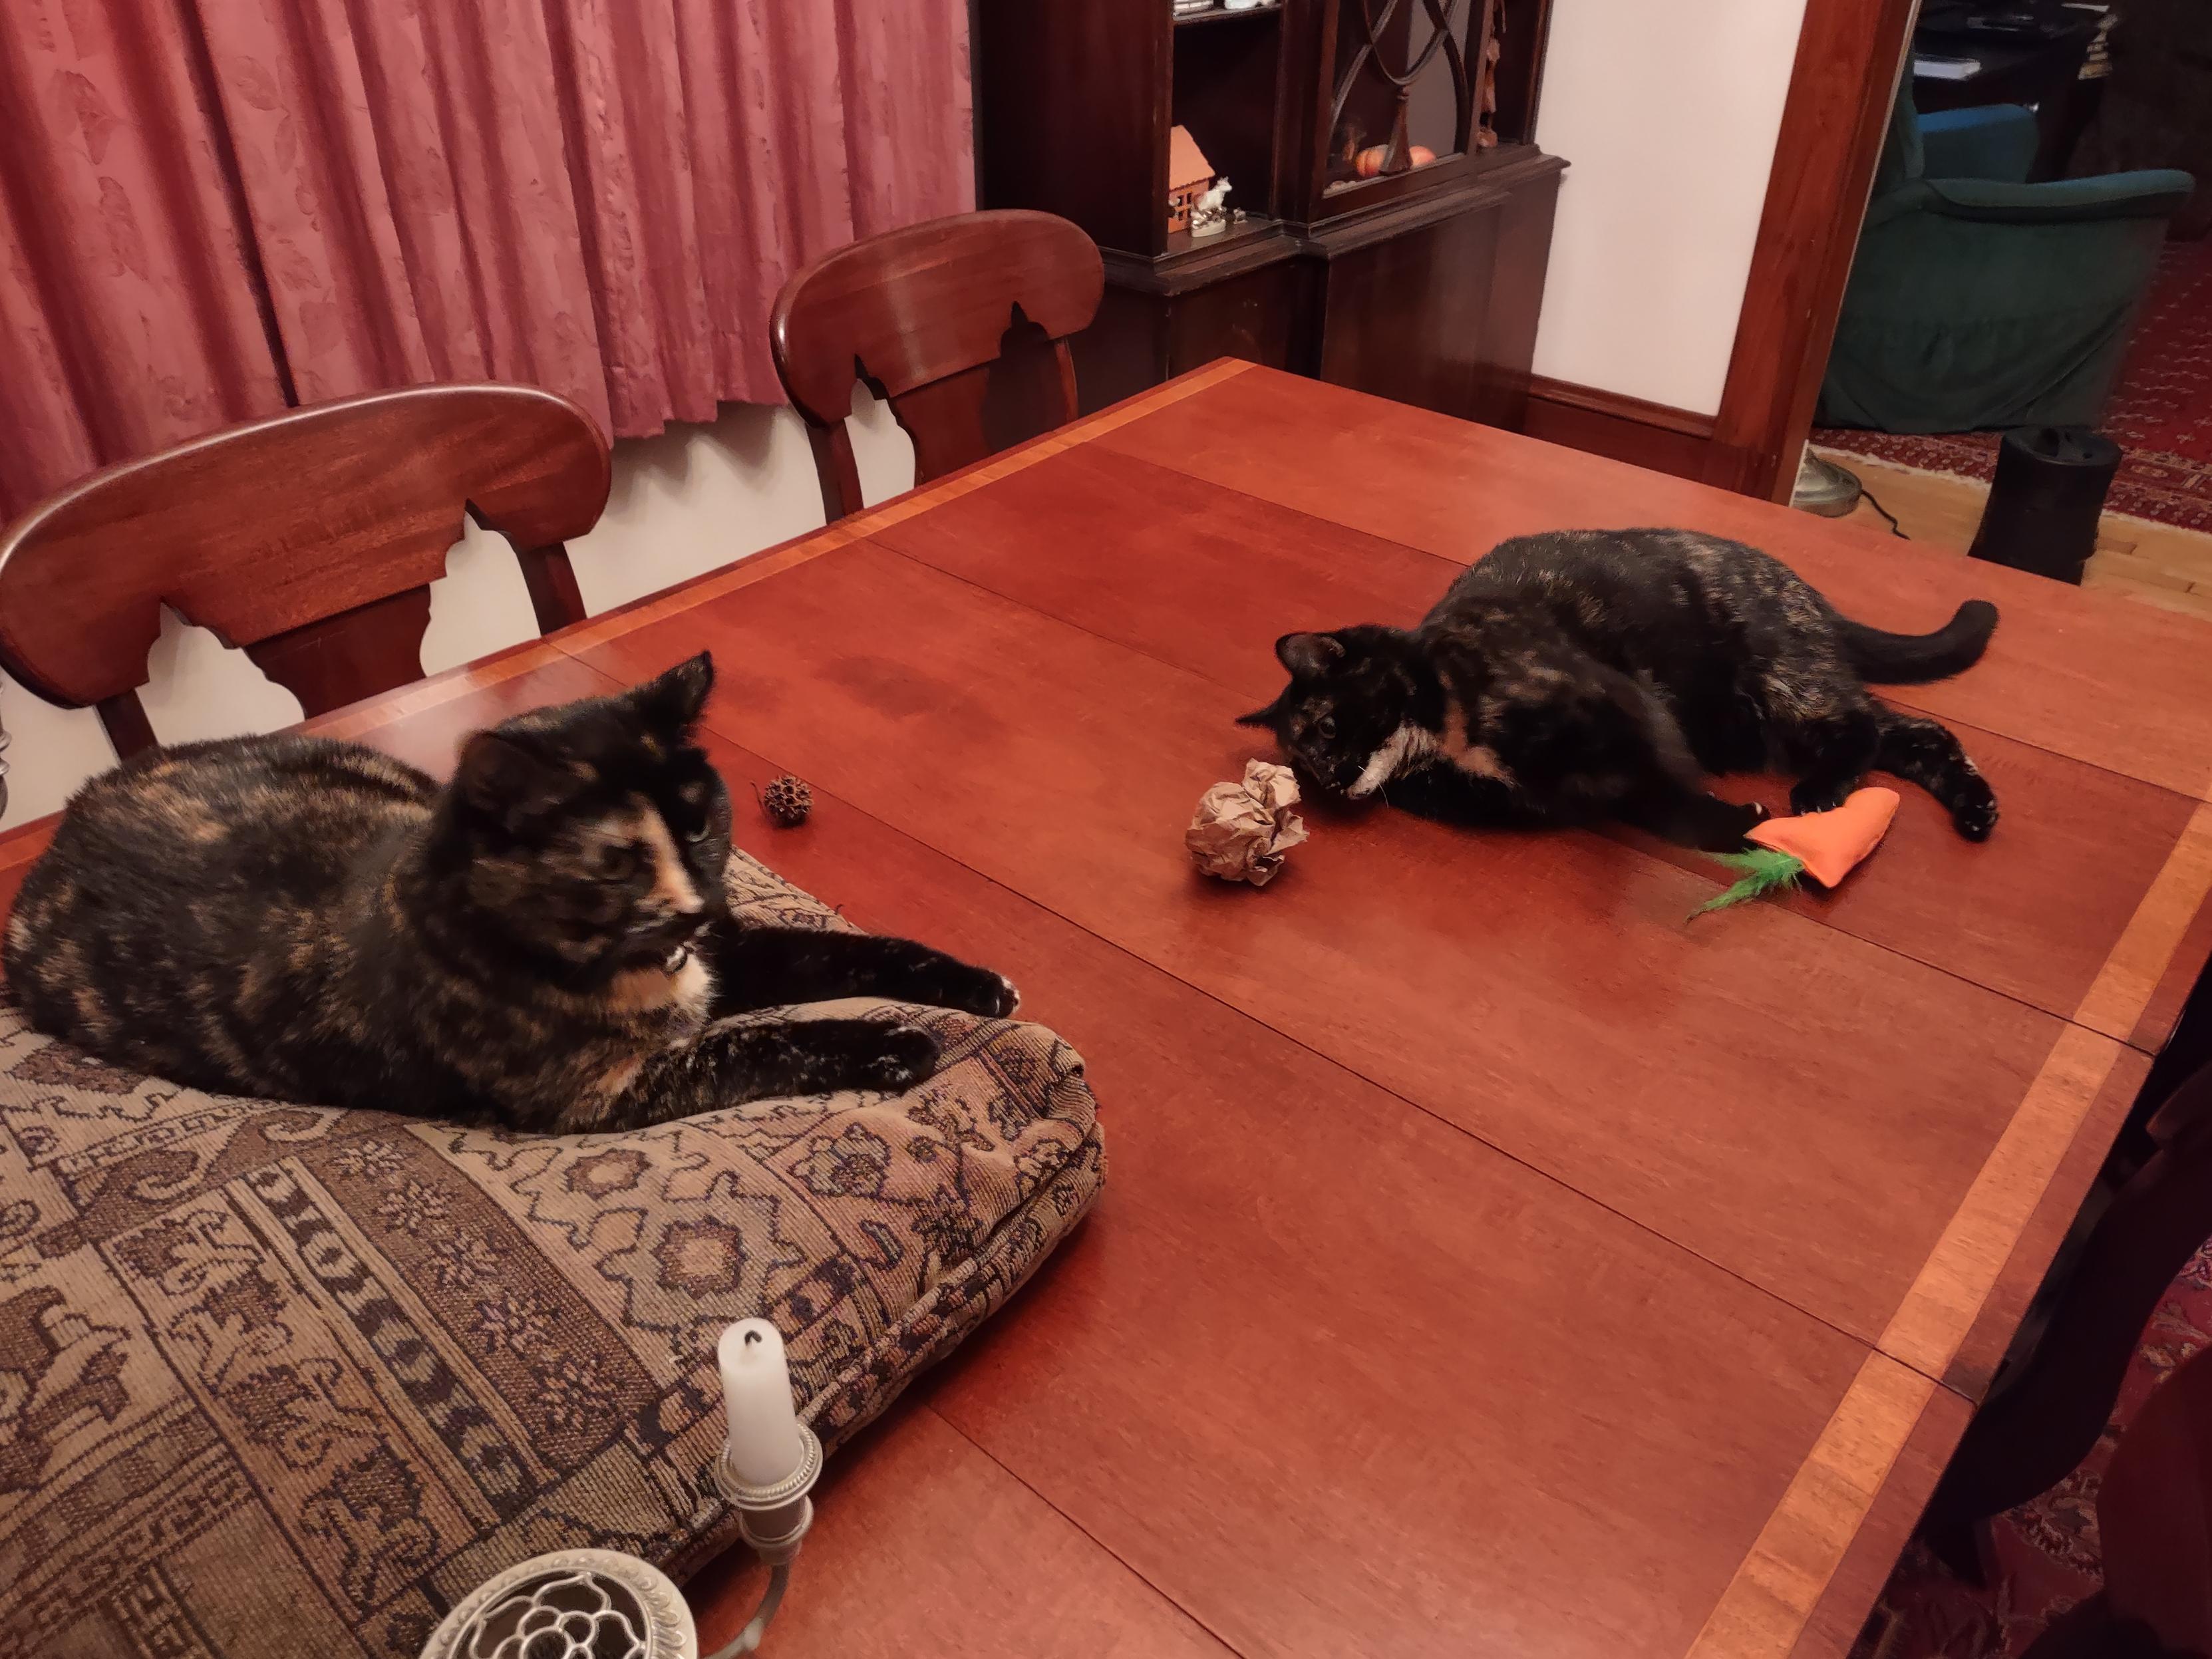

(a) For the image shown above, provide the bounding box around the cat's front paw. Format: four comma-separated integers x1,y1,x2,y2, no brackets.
922,961,1021,1020
975,972,1021,1019
1790,777,1855,816
1692,798,1769,852
856,1026,942,1093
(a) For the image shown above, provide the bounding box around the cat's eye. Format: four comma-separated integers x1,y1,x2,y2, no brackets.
676,780,713,841
1315,716,1337,740
597,843,641,880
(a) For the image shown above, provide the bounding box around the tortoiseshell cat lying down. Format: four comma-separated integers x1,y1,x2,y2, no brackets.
3,655,1017,1133
1241,529,2001,851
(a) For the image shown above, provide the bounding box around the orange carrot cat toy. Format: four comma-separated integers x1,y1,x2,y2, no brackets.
1692,786,1901,917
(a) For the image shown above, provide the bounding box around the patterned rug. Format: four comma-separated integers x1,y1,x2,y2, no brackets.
1815,236,2212,533
1850,1235,2212,1659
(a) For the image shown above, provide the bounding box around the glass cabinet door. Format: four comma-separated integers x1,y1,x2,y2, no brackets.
1317,0,1502,200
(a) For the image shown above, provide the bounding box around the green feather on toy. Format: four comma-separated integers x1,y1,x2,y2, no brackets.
1691,845,1807,917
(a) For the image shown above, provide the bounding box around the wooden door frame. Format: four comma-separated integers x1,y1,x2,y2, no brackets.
1700,0,1923,500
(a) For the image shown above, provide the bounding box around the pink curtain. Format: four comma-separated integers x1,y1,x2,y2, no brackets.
0,0,973,522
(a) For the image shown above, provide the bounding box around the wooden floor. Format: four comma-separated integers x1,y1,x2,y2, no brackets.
1816,449,2212,621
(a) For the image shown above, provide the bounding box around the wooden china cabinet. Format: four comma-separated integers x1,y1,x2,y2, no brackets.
973,0,1563,430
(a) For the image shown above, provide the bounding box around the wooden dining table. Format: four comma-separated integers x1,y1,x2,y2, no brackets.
8,359,2212,1658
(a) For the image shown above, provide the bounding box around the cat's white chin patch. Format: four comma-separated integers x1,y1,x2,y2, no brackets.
1346,724,1433,798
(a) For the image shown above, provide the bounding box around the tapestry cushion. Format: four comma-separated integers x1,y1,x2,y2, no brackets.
0,852,1104,1659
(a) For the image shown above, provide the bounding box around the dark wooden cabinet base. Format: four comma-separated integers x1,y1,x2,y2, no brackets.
1082,227,1304,412
1078,154,1563,427
1305,156,1561,429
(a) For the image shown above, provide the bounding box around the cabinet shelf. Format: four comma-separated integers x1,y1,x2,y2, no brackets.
1174,3,1285,26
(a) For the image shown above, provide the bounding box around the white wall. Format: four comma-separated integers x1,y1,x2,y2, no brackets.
0,392,915,830
1529,0,1811,416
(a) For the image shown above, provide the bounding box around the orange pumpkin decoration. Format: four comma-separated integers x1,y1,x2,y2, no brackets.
1354,143,1440,178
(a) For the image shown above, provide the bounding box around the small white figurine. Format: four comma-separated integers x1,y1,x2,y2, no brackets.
1190,176,1233,239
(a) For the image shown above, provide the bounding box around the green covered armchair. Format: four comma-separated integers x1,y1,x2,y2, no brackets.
1817,88,2193,433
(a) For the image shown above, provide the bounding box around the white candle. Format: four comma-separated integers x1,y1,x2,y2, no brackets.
718,1318,805,1489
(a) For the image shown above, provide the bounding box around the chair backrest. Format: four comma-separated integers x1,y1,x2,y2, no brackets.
0,384,610,759
771,210,1105,520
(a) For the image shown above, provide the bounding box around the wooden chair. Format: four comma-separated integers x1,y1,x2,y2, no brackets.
2020,1340,2212,1658
770,210,1104,522
0,384,610,759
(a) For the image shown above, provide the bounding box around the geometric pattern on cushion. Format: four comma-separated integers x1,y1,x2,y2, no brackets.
0,851,1104,1658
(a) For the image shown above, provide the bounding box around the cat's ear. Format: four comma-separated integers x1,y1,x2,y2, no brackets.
1235,696,1284,730
629,652,714,735
1275,633,1344,679
454,731,571,832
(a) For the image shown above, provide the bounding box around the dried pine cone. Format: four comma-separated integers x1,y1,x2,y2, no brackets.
760,774,812,827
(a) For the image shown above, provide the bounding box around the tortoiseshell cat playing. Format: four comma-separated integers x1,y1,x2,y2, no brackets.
1241,529,2000,851
4,655,1016,1131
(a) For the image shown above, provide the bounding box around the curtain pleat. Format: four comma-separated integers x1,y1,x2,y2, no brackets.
0,0,975,521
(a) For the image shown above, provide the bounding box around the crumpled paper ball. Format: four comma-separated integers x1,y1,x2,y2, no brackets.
1186,760,1309,887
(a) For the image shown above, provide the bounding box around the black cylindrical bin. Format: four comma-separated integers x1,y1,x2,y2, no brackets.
1967,426,2122,585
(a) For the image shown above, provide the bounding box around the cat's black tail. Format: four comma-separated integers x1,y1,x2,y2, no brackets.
1837,599,1998,684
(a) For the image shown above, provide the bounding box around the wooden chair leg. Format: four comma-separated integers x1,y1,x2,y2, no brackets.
1927,1062,2212,1531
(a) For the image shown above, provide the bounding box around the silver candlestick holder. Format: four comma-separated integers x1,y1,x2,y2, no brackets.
691,1424,824,1654
714,1424,823,1566
424,1321,822,1659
